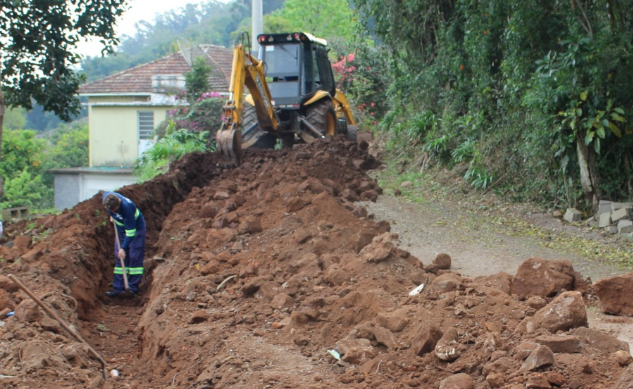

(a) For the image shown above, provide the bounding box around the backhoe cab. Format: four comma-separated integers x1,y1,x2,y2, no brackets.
216,32,356,164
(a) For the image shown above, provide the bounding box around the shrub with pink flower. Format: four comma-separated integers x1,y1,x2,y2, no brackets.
331,45,389,129
169,91,225,137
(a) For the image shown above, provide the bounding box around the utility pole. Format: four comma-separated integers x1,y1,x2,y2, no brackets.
252,0,263,54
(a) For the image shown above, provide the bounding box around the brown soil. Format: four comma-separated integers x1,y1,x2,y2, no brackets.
0,135,632,389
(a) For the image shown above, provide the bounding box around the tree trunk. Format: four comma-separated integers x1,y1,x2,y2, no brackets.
0,87,4,198
576,133,600,210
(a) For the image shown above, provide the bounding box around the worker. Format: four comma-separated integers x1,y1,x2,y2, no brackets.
102,191,146,297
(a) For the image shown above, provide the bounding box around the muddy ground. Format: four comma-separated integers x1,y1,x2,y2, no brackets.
1,135,633,389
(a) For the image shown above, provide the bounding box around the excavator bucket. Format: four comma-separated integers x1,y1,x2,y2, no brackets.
216,124,242,166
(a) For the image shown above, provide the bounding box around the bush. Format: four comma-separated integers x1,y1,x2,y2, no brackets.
135,121,214,181
169,92,225,138
0,168,51,209
1,123,89,211
331,44,390,130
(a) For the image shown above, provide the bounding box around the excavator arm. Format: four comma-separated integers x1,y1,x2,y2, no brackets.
333,89,356,126
216,32,279,165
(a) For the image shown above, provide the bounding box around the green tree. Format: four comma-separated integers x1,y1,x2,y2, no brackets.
3,108,27,131
45,123,89,169
264,14,296,33
0,129,47,183
0,123,89,210
272,0,355,41
0,0,128,197
184,58,212,102
0,168,50,209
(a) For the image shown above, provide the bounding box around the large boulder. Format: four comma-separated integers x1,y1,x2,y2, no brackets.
429,273,463,294
594,272,633,316
359,232,396,263
520,344,555,371
411,321,443,356
511,257,576,299
516,291,587,334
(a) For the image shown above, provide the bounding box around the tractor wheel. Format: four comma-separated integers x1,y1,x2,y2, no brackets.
346,125,358,142
241,104,276,149
337,118,348,135
300,99,337,144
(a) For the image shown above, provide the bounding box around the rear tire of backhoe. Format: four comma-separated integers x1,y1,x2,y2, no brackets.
241,104,276,149
337,118,357,143
346,125,358,143
300,99,337,144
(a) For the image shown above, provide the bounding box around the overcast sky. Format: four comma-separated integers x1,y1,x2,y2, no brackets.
77,0,214,57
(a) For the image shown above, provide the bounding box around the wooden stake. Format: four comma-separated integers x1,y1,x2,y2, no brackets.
8,274,108,379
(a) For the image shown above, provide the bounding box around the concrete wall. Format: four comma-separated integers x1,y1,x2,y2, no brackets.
54,173,82,211
53,172,138,211
81,173,137,204
88,104,171,167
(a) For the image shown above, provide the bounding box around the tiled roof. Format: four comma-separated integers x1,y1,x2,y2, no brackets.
78,44,234,95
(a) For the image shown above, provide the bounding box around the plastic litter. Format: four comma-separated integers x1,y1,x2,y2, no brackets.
110,369,120,378
327,350,341,361
409,283,425,296
6,312,14,317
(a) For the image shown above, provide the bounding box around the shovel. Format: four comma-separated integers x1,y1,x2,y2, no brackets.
112,220,135,297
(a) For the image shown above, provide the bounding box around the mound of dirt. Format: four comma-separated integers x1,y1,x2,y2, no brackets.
1,135,632,389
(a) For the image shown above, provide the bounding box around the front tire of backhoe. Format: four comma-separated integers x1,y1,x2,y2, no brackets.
241,104,276,149
300,99,337,144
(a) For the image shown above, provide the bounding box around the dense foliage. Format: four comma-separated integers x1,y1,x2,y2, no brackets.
332,47,390,128
0,122,88,210
135,124,215,181
354,0,633,209
269,0,355,42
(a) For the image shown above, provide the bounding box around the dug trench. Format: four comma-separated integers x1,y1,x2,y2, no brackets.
1,136,633,389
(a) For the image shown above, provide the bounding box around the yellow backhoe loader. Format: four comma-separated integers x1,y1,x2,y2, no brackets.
216,32,357,164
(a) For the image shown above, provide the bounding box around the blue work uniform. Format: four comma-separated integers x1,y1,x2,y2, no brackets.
103,191,146,294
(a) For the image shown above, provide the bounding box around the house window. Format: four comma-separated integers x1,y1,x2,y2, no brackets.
138,111,154,140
